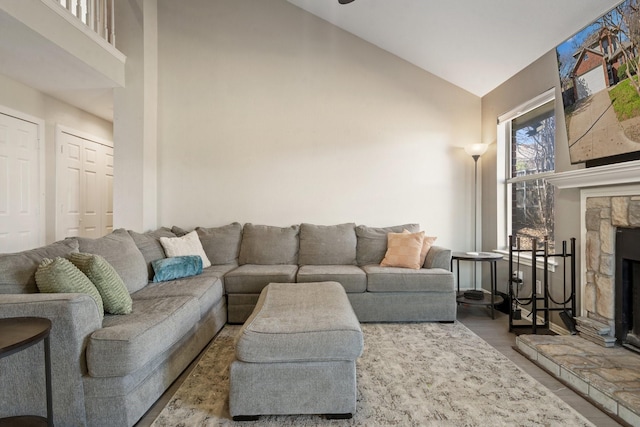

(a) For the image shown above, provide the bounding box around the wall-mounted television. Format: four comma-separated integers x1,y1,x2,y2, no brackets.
557,0,640,167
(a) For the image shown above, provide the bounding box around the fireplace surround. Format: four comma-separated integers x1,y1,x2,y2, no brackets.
582,192,640,345
584,194,640,313
534,163,640,340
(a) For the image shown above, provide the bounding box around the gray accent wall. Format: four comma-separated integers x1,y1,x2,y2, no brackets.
481,50,584,327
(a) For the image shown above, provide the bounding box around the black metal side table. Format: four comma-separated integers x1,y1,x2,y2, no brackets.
451,251,504,319
0,317,53,427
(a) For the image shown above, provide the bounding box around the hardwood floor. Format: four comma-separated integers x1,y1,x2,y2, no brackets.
457,305,625,427
136,307,625,426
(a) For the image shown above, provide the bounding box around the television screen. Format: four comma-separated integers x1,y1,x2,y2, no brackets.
557,0,640,166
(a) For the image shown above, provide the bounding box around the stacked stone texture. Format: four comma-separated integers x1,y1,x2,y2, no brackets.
584,196,640,327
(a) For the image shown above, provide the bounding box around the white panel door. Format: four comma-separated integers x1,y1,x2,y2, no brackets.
60,136,82,238
81,140,101,238
0,113,41,253
103,145,114,235
57,128,113,240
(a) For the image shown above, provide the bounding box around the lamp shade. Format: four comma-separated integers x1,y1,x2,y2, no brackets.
464,143,488,157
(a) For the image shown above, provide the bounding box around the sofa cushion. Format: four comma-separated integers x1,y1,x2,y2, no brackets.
151,256,202,283
238,224,299,265
128,228,177,280
171,226,190,237
296,265,367,293
69,252,132,315
0,239,79,294
201,264,238,287
363,265,454,292
355,224,419,266
224,264,298,294
132,272,224,319
298,223,357,265
77,229,149,294
160,230,211,268
86,296,199,378
380,231,425,269
35,257,104,316
196,222,243,265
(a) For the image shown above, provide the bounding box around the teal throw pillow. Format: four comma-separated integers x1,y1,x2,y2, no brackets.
69,252,133,315
152,256,203,283
35,257,104,318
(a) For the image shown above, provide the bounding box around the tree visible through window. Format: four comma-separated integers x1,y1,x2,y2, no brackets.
508,99,555,250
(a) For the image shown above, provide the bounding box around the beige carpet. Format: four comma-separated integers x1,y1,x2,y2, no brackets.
151,322,594,426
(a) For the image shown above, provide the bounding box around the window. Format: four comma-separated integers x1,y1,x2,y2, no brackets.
497,89,556,254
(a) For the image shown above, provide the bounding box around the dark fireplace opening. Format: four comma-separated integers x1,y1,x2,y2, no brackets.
615,227,640,352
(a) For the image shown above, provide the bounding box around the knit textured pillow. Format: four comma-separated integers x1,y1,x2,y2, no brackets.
160,230,212,268
35,257,104,317
69,252,133,315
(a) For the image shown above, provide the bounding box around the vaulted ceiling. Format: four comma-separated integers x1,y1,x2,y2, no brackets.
287,0,622,96
0,0,623,121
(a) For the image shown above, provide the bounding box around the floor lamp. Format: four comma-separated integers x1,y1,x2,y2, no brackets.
464,143,488,252
464,143,488,288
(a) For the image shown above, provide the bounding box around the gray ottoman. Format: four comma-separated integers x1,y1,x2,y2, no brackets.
229,281,364,421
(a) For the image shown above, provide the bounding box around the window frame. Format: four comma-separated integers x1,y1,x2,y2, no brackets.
495,88,557,270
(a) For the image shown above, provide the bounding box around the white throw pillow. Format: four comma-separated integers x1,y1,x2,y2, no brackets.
160,230,212,268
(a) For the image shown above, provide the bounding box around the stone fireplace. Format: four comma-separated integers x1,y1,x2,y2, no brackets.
584,195,640,331
527,164,640,425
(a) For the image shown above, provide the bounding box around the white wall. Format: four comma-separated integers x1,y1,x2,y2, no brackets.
155,0,481,250
113,0,158,232
0,73,113,244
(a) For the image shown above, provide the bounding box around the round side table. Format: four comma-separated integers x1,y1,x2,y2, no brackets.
451,251,504,319
0,317,53,427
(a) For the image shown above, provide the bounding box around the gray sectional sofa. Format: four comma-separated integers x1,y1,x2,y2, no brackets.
225,222,455,323
0,221,455,426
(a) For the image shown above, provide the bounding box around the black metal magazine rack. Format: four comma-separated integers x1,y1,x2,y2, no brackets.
508,235,576,334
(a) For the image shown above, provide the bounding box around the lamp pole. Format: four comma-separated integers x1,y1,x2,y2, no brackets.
464,143,488,253
464,143,488,290
472,154,480,252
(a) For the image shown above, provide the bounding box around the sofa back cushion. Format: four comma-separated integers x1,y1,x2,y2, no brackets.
298,223,357,265
129,228,177,280
196,222,243,265
171,226,190,237
238,224,299,265
0,239,79,294
355,223,419,266
77,228,148,294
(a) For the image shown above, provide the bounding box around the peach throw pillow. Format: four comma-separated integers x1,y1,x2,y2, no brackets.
380,231,425,269
403,230,437,267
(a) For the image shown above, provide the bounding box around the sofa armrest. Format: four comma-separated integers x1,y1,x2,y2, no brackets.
423,246,452,270
0,293,103,425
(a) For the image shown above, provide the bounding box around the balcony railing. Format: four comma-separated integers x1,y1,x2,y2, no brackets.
51,0,115,46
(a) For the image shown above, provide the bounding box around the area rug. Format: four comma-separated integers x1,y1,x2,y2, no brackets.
151,322,594,426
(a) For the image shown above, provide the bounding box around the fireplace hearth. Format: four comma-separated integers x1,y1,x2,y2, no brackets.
615,227,640,352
